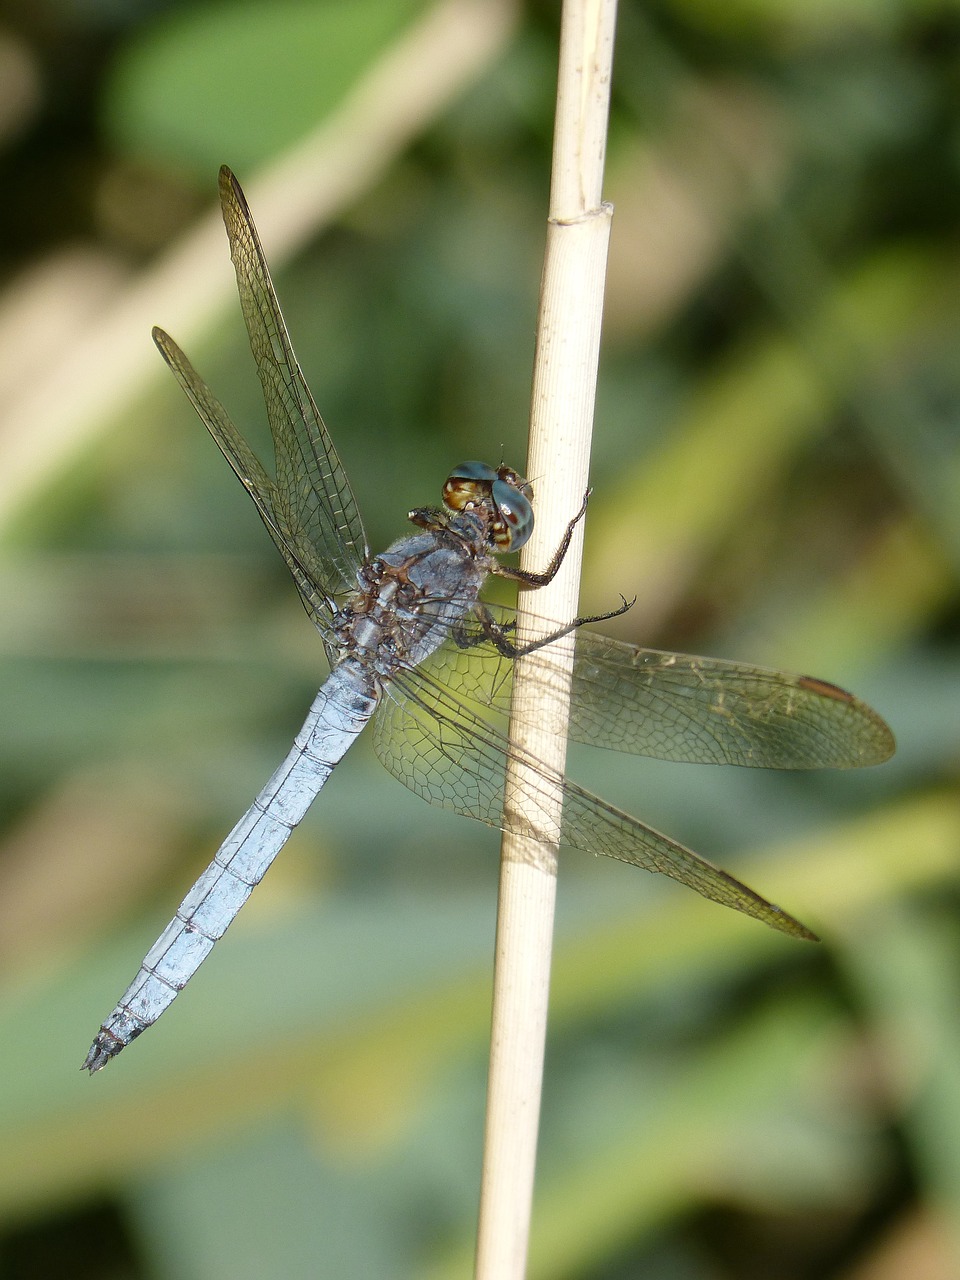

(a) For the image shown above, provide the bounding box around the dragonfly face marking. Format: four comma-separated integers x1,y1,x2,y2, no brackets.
82,167,895,1073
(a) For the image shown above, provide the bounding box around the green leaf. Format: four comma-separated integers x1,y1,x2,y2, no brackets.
104,0,427,173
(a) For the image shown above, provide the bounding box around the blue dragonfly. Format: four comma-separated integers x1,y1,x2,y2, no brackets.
83,168,894,1072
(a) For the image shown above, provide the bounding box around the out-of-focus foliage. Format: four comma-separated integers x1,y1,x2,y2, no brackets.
105,0,426,174
0,0,958,1276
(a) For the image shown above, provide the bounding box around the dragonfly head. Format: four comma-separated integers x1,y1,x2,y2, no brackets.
443,462,534,552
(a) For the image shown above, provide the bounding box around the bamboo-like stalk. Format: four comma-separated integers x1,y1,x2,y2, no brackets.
474,3,617,1276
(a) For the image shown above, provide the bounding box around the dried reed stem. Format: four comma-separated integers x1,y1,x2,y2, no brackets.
474,3,617,1276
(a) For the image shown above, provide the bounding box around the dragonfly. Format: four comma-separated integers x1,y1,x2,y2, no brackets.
83,167,894,1072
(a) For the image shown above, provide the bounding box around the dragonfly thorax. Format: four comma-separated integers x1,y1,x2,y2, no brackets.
338,528,491,680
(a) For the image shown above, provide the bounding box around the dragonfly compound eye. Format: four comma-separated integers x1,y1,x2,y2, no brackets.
490,477,534,550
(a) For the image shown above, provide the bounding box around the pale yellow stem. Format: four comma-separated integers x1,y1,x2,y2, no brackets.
474,2,617,1276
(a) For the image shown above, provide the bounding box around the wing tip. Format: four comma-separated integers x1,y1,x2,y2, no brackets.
218,163,238,197
218,164,251,225
773,909,820,943
796,674,896,767
152,323,171,350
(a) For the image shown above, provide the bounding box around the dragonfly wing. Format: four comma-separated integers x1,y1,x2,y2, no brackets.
565,631,895,767
218,166,368,600
374,668,817,941
422,604,895,769
153,327,335,635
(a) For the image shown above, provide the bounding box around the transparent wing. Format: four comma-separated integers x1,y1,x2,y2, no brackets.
373,667,818,940
422,603,895,769
218,165,368,600
153,327,335,635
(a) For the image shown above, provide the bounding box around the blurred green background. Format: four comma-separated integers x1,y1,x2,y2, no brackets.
0,0,958,1276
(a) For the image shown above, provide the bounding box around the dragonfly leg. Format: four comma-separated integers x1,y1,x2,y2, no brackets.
494,489,591,586
456,595,634,658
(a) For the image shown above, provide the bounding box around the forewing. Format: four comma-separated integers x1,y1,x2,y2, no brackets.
422,604,895,769
374,668,816,940
153,327,335,637
218,166,368,599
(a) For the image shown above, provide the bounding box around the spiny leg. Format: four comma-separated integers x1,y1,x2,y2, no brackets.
454,596,634,658
494,489,590,587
